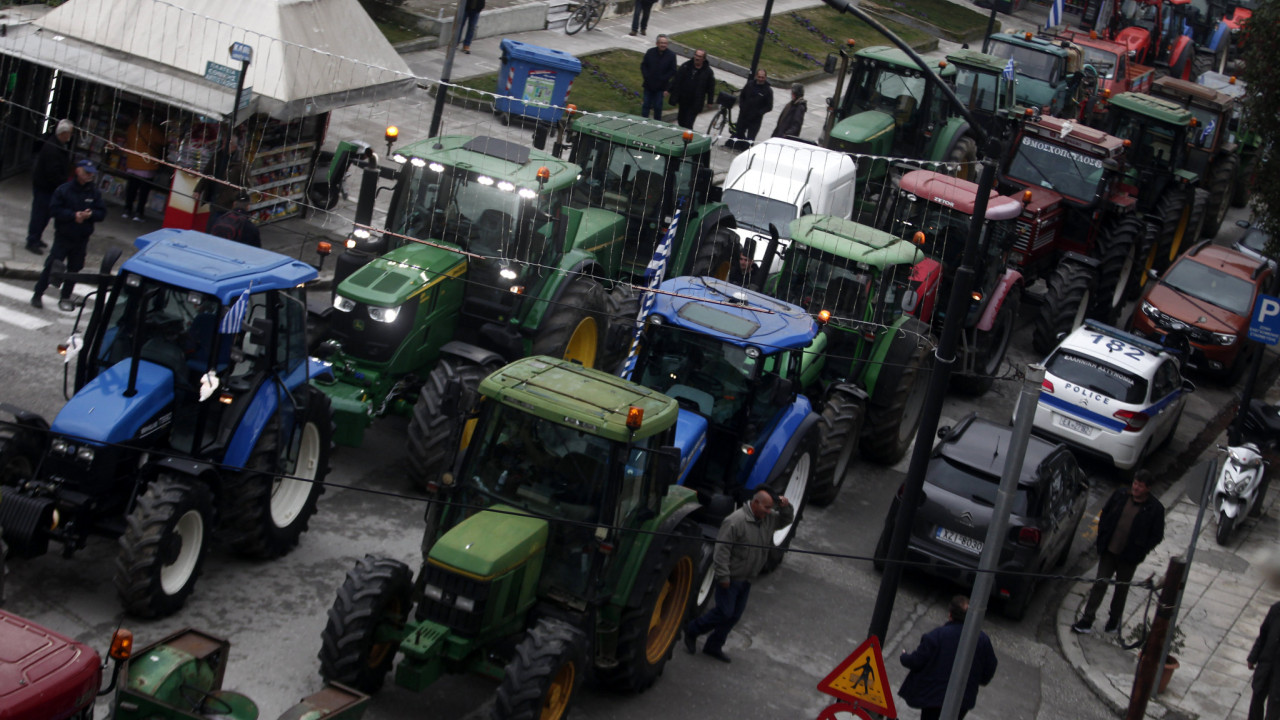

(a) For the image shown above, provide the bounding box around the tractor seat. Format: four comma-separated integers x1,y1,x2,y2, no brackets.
473,209,514,256
666,384,714,416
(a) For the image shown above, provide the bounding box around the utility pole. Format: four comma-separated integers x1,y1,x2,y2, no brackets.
939,364,1044,719
1128,557,1187,718
748,0,777,78
430,0,469,137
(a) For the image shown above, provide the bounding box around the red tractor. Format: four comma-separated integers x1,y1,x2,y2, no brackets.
1051,29,1155,126
1110,0,1197,79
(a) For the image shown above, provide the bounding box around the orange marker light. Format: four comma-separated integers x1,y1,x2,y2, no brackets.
1090,29,1098,39
818,309,832,324
1229,76,1237,85
1022,189,1033,203
536,166,550,181
317,241,332,256
566,103,578,114
1025,31,1033,40
626,406,644,429
682,131,694,143
938,60,947,69
971,291,983,302
110,629,134,660
1122,138,1131,147
913,231,926,245
385,126,399,142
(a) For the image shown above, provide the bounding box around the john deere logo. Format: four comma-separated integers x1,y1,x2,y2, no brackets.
353,319,365,331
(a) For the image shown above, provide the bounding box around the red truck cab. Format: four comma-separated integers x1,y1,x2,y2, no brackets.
0,610,101,720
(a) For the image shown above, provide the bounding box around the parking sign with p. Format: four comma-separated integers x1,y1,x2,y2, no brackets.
1248,294,1280,345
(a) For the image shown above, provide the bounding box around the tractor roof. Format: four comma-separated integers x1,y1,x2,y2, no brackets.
855,45,957,78
1151,76,1236,111
1107,92,1193,126
989,31,1071,56
1197,71,1246,100
126,229,318,304
480,356,679,441
789,215,923,269
649,276,818,352
1023,116,1126,157
336,241,466,307
946,48,1011,75
396,135,579,189
899,170,1025,217
1054,29,1128,54
571,111,713,155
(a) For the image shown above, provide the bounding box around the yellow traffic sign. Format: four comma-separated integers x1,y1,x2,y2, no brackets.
817,636,897,718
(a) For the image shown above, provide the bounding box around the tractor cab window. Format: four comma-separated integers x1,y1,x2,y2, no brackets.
1006,135,1109,203
276,289,308,375
1078,46,1118,80
1187,107,1222,148
878,263,918,324
955,66,1004,114
634,325,756,428
849,62,927,124
571,136,691,222
1109,114,1179,168
775,245,875,322
96,275,232,382
987,40,1059,83
890,195,969,266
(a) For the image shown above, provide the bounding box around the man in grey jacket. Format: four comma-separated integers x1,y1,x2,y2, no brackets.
683,488,792,662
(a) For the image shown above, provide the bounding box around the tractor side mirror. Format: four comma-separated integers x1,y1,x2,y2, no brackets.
823,54,838,74
247,318,273,346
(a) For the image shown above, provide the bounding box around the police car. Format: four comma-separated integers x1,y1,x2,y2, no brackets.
1029,321,1194,476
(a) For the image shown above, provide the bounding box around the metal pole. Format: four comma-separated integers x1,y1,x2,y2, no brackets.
867,155,1001,643
939,363,1045,719
227,58,249,143
430,0,469,137
981,6,999,53
748,0,777,78
1128,557,1187,718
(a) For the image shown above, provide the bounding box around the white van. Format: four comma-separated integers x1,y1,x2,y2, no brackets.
722,138,857,269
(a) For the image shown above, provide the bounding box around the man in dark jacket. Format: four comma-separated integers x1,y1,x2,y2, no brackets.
728,69,773,149
629,0,656,36
32,160,106,311
683,488,793,663
669,49,716,130
25,119,74,255
899,596,998,720
1249,599,1280,720
1072,470,1165,634
458,0,484,53
772,83,807,139
209,193,262,248
640,35,677,121
196,134,245,231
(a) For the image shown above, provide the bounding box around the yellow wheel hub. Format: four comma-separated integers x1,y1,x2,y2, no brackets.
645,555,694,664
541,661,575,720
563,316,598,368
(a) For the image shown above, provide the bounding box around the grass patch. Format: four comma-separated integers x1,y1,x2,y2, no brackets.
867,0,992,36
375,20,424,45
672,6,932,81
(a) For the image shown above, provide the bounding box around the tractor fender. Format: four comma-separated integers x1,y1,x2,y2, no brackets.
308,357,335,383
1169,36,1194,80
437,340,505,369
743,397,818,492
521,254,606,333
1060,250,1102,270
911,258,943,325
145,455,219,483
827,383,869,404
615,488,702,610
976,269,1024,332
221,381,285,470
935,120,973,164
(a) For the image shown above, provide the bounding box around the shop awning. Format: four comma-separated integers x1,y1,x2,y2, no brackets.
1,0,416,121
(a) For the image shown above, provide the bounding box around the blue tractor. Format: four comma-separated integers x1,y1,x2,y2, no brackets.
0,229,334,617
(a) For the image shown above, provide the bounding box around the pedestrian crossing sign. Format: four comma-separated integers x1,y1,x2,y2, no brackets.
817,635,897,718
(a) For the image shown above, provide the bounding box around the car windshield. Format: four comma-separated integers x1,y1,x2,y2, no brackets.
723,189,798,237
1163,258,1257,316
1078,46,1117,79
928,457,1030,515
1006,134,1108,202
1046,350,1148,403
987,40,1058,83
634,323,760,427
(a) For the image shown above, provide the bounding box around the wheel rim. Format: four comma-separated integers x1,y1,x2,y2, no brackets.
1072,290,1091,333
695,558,715,608
1140,242,1157,288
160,509,204,595
563,316,598,368
645,554,693,664
367,594,404,669
773,451,811,546
271,420,320,528
1110,245,1134,311
541,661,576,720
1169,209,1190,261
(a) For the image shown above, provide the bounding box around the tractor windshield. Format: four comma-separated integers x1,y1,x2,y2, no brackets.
1108,112,1181,169
954,66,1007,114
1006,135,1109,203
987,40,1059,83
634,324,763,428
847,62,928,120
723,189,798,237
570,134,694,229
94,275,230,380
1078,46,1118,79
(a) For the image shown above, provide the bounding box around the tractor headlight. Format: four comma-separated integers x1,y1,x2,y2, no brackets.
51,438,72,454
423,584,442,601
500,267,519,280
1141,301,1159,319
454,595,476,613
1213,332,1236,346
367,306,401,323
76,446,95,463
333,295,356,313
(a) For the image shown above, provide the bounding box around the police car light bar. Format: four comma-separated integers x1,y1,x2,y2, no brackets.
1082,319,1168,355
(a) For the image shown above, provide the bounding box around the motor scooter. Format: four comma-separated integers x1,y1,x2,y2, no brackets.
1214,399,1280,544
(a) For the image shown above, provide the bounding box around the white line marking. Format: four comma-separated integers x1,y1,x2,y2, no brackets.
0,305,53,330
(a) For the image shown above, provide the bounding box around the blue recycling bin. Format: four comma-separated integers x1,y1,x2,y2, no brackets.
496,39,582,123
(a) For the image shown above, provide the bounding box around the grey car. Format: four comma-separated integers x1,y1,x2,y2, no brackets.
874,413,1089,619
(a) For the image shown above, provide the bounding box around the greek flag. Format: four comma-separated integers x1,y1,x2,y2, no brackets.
1048,0,1064,27
619,209,680,381
1002,58,1016,81
1200,119,1216,144
220,288,249,334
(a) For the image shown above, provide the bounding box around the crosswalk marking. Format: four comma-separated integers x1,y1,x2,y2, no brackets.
0,305,52,330
0,280,38,304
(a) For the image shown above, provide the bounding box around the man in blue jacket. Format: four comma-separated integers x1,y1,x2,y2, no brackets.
899,596,998,720
32,159,107,311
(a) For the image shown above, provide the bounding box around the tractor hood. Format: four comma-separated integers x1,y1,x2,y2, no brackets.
50,360,175,445
336,241,466,307
0,609,101,720
429,505,548,580
829,111,895,147
673,408,709,486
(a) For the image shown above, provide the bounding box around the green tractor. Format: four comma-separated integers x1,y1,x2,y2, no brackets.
318,356,701,718
985,31,1100,120
1197,70,1260,210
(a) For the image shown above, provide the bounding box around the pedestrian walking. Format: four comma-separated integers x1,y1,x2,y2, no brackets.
25,119,74,255
31,160,106,312
728,69,773,149
898,596,999,720
458,0,485,54
772,83,807,139
196,134,245,231
669,49,716,130
208,193,262,248
639,35,677,121
121,112,166,221
1250,599,1280,720
683,488,792,663
629,0,657,35
1071,470,1165,635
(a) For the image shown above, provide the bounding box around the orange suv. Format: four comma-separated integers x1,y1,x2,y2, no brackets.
1129,242,1272,382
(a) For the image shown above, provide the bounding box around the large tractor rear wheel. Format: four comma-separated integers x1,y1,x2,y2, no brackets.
861,319,932,465
406,357,499,491
809,391,865,507
318,555,412,694
492,618,586,720
222,386,331,559
947,136,978,181
688,227,736,280
951,292,1018,397
115,476,212,618
1201,156,1237,238
1137,190,1187,296
1091,215,1145,324
762,430,818,574
599,284,641,374
598,518,698,693
531,277,608,368
1033,262,1095,355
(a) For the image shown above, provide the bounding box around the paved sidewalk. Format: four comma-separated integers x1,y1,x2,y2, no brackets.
1059,375,1280,719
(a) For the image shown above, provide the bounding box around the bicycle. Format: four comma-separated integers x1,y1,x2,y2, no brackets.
565,0,604,34
704,90,738,146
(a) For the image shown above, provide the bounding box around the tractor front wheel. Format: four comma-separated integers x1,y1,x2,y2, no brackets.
318,555,413,694
1091,215,1144,324
407,357,499,491
531,277,609,368
492,618,586,720
0,424,41,486
809,391,865,507
1033,262,1095,355
951,292,1018,397
115,476,212,618
762,431,817,574
861,319,932,464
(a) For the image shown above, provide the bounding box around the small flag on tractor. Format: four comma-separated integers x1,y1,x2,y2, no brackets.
220,288,250,334
1002,58,1016,81
1048,0,1064,27
619,208,680,381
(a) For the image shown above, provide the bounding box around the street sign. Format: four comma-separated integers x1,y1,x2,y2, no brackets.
238,88,253,111
230,42,253,63
204,61,240,89
1249,294,1280,346
817,636,897,718
816,702,874,720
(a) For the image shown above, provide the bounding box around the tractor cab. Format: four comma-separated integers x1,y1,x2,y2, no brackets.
947,48,1021,130
1148,76,1235,164
1002,116,1123,207
1104,92,1194,208
985,32,1091,118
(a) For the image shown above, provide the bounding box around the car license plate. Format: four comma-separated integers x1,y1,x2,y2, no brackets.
935,526,982,555
1056,414,1094,436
